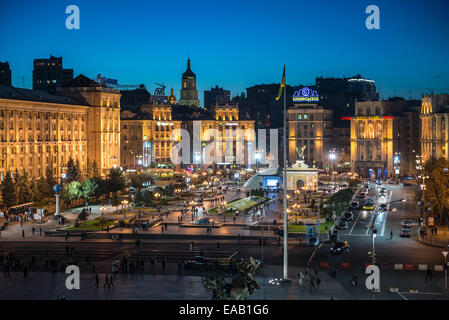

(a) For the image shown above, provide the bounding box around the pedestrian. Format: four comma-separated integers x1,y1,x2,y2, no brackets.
351,273,358,287
32,227,35,236
104,274,110,289
39,228,42,236
316,278,321,291
109,275,115,289
426,267,432,281
22,229,25,238
150,257,155,272
435,227,438,235
161,226,164,235
65,232,68,241
390,230,393,240
177,261,182,273
95,274,99,288
217,242,220,249
162,257,166,270
92,264,96,274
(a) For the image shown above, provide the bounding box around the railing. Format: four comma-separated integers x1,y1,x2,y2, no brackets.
418,232,449,248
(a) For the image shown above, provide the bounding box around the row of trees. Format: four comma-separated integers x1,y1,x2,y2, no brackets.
420,157,449,226
1,167,57,209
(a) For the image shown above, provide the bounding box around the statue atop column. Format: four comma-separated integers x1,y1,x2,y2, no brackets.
296,145,306,161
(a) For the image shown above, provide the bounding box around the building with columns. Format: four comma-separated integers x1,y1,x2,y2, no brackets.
0,74,120,181
420,94,449,162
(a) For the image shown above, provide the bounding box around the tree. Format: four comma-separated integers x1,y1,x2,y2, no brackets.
134,188,143,206
81,178,99,202
129,171,152,189
1,171,17,209
91,160,101,179
62,181,82,203
65,157,81,183
15,169,33,204
423,157,449,226
106,168,126,197
41,167,57,198
31,181,41,202
143,190,154,205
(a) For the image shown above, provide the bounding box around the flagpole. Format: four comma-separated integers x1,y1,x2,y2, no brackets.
282,65,288,280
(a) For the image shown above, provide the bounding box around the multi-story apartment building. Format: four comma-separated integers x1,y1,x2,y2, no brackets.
0,74,120,181
33,55,73,93
420,94,449,163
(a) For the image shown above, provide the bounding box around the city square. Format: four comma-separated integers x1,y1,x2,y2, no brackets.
1,0,449,306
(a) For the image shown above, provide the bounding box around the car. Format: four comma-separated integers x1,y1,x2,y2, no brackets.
330,241,350,254
336,220,348,230
401,220,412,228
342,211,354,221
308,236,319,246
363,199,375,210
400,229,411,237
350,201,360,210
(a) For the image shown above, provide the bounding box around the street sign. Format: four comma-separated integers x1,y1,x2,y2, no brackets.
443,251,448,258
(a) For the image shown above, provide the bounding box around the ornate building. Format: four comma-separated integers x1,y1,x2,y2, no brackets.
120,103,182,168
179,58,200,107
420,94,449,162
287,103,334,170
0,74,120,182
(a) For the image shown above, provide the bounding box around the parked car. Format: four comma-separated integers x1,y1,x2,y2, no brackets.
330,241,350,254
350,201,360,210
400,229,411,237
336,220,348,230
342,211,354,221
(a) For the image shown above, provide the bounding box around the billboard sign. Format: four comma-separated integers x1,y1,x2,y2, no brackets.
293,87,319,102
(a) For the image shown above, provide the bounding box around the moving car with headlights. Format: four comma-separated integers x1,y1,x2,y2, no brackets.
363,199,375,210
401,220,412,229
330,241,350,254
400,228,411,237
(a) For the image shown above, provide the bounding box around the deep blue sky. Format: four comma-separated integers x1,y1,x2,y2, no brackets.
1,0,449,105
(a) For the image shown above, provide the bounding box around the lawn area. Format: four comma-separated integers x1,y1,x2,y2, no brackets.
208,196,267,215
66,218,116,231
288,221,334,233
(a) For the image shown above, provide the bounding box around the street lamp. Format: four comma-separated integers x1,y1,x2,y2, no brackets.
329,152,336,190
443,250,448,290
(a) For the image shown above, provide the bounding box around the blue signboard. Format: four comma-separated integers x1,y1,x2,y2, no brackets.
293,87,319,102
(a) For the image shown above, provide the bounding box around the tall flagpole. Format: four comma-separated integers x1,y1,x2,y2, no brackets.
282,65,288,280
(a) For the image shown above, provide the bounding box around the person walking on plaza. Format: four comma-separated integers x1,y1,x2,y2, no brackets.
95,274,99,288
390,230,393,240
109,275,115,289
162,257,166,271
22,229,25,238
316,277,321,292
32,227,35,236
426,267,432,281
104,274,110,289
150,257,155,272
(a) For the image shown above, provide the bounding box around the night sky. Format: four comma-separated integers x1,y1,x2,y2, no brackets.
1,0,449,105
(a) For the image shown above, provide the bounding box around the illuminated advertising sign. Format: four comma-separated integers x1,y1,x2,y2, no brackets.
292,87,319,102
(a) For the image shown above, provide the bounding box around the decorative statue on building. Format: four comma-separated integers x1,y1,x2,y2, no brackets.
202,257,260,300
296,145,306,161
154,82,166,96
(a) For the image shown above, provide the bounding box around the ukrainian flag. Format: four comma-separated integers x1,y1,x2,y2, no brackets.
275,65,285,101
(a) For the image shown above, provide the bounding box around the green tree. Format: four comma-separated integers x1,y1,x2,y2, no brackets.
91,160,101,179
62,181,82,203
1,171,17,208
143,190,154,206
106,168,126,197
42,166,57,198
65,157,81,183
15,169,33,204
31,181,41,202
129,171,152,189
134,188,143,205
81,178,99,202
423,157,449,226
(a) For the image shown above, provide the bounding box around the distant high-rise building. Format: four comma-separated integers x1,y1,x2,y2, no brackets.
32,55,73,93
179,58,200,108
0,62,11,86
204,86,230,109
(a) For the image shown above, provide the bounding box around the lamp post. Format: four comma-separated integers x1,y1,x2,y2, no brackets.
442,250,448,290
329,152,336,191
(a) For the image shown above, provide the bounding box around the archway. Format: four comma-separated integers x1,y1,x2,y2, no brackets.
296,178,305,190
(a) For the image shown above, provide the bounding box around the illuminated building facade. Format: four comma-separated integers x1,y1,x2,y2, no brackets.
350,99,420,178
287,103,334,170
420,94,449,162
120,103,182,168
0,74,121,181
179,58,200,107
